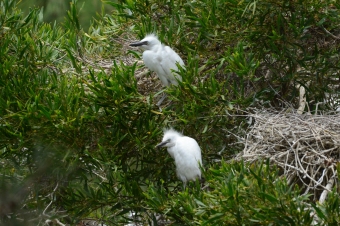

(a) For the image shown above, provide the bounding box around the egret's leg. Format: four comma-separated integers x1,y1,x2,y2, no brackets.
157,93,167,107
183,182,186,190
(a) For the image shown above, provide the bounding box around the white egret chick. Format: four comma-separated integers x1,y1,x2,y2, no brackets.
130,34,185,105
156,128,202,187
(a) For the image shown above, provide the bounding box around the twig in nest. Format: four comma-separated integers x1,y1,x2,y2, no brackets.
233,108,340,201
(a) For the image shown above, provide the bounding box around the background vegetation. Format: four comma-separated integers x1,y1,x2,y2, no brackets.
18,0,113,29
1,0,339,225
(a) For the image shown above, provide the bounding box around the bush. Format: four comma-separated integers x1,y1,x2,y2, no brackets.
145,161,315,225
1,0,339,225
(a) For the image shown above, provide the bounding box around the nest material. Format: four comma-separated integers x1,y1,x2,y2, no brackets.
235,109,340,202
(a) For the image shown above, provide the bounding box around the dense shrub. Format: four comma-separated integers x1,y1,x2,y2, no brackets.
1,0,339,225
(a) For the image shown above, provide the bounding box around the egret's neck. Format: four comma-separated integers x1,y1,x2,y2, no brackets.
167,147,176,159
149,43,163,52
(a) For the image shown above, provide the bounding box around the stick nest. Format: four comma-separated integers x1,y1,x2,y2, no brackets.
235,109,340,201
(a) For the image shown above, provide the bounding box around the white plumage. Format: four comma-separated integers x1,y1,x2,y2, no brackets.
129,34,184,87
156,128,202,187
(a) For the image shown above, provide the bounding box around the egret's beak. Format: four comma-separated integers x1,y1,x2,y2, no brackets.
156,141,168,148
129,41,148,47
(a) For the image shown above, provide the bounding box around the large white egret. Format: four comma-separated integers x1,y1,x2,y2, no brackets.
156,128,202,187
130,34,185,105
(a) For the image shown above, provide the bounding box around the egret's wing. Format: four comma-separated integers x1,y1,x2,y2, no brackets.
188,139,202,165
174,153,201,181
143,50,170,86
159,46,184,85
164,46,185,67
176,137,202,164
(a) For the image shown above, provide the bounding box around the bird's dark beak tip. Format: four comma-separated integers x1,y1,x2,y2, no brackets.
130,41,147,47
155,142,165,148
129,42,140,47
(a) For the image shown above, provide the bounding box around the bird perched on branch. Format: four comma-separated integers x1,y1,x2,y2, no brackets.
130,34,185,106
156,128,202,188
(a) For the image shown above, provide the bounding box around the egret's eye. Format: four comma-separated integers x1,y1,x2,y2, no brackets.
163,138,170,143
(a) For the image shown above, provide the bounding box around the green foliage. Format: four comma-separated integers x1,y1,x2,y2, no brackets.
110,0,340,109
313,191,340,225
144,161,315,225
1,0,340,225
17,0,113,30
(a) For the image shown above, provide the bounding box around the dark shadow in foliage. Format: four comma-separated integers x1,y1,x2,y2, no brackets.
0,139,83,225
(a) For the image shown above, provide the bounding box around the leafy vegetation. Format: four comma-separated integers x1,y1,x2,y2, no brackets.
1,0,339,225
18,0,113,29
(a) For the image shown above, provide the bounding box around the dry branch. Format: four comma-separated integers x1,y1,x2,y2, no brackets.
234,109,340,201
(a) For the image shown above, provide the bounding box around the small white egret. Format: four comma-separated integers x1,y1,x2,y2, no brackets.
130,34,185,105
156,128,202,187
